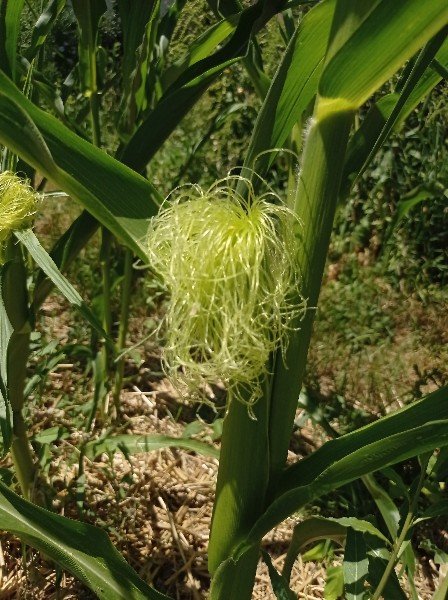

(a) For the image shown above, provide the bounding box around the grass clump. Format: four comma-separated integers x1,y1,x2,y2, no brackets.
147,177,304,408
0,171,38,262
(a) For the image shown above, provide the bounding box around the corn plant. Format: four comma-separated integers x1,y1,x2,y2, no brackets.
0,0,447,599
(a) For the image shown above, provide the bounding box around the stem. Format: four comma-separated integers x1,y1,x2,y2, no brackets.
100,229,113,342
209,3,369,596
112,249,133,412
2,242,36,499
371,456,429,600
11,411,35,501
89,91,101,149
208,377,272,584
267,107,353,490
266,0,375,492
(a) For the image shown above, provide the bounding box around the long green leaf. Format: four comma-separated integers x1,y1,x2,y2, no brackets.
161,14,237,90
117,0,160,133
242,386,448,547
319,0,448,108
0,71,161,259
341,37,448,196
0,480,171,599
0,265,12,450
72,0,107,94
15,230,110,344
0,0,25,79
25,0,66,61
261,550,295,600
344,529,369,600
283,517,346,582
84,433,219,460
32,210,99,310
241,0,335,179
121,0,279,171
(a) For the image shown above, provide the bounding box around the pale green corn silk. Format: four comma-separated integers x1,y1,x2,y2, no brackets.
0,171,38,263
146,176,305,410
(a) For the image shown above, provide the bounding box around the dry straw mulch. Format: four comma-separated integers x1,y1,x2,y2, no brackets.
0,376,442,599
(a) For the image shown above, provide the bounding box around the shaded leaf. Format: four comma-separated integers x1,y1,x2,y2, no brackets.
241,386,448,547
0,0,25,79
261,550,295,600
72,0,107,94
365,534,407,600
0,480,170,599
15,230,110,344
84,433,219,460
344,528,369,600
283,517,346,582
25,0,66,61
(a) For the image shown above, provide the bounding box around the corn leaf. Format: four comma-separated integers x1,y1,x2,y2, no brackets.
161,14,237,90
240,386,448,548
0,480,171,599
364,534,407,600
15,230,111,345
344,529,369,600
0,71,161,260
72,0,107,94
283,517,346,582
84,433,219,460
341,35,448,196
121,0,279,171
362,472,416,590
117,0,160,132
24,0,66,61
261,550,296,600
32,211,98,310
319,0,448,108
241,0,335,179
0,0,25,79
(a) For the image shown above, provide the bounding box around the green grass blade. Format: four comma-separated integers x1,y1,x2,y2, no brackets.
15,230,111,345
0,0,25,79
72,0,107,94
0,480,171,599
84,433,219,460
117,0,160,132
161,14,237,89
0,71,161,260
261,550,296,600
24,0,66,61
32,210,98,310
319,0,448,108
